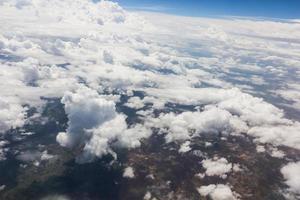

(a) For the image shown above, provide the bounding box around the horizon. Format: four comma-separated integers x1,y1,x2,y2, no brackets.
114,0,300,20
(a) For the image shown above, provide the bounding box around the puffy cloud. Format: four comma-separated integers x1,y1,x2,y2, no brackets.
248,123,300,150
123,166,135,178
202,157,233,178
146,87,287,126
179,141,191,153
16,150,55,164
145,87,300,150
0,97,26,133
79,116,150,163
143,191,152,200
273,83,300,111
145,106,246,143
41,150,55,161
17,150,42,162
57,87,151,163
125,96,145,109
281,161,300,194
56,87,117,148
197,184,237,200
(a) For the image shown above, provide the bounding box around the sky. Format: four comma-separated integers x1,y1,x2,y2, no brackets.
114,0,300,19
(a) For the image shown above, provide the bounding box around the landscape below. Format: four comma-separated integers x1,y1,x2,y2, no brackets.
0,1,300,199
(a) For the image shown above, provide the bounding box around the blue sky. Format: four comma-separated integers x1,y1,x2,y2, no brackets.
114,0,300,19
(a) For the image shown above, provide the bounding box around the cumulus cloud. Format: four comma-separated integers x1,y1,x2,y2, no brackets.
57,87,150,163
281,161,300,194
248,123,300,150
202,157,233,178
125,96,145,109
197,184,238,200
179,141,192,153
123,166,135,178
145,106,246,143
56,86,117,148
143,191,152,200
0,97,26,134
145,87,300,150
273,83,300,112
146,87,287,126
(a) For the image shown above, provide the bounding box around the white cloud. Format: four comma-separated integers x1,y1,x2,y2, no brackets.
125,96,145,109
202,157,232,178
143,191,152,200
179,141,192,153
123,166,135,178
281,161,300,194
16,149,55,164
57,86,151,163
248,123,300,150
0,96,27,133
145,106,247,143
197,184,237,200
145,87,300,150
40,150,55,161
270,148,285,158
273,83,300,111
256,145,266,153
56,86,117,148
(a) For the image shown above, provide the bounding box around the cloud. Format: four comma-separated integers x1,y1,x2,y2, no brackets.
145,106,245,143
273,83,300,111
145,87,300,150
56,86,151,163
0,96,26,133
125,96,145,109
281,161,300,194
197,184,238,200
0,0,300,164
16,150,55,164
56,86,117,148
3,0,128,24
202,157,233,178
179,141,191,153
123,166,135,178
143,191,152,200
248,123,300,150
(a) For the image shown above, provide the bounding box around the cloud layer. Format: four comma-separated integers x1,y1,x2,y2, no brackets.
0,0,300,195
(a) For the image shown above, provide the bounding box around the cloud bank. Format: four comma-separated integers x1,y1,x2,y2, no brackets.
0,2,300,196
